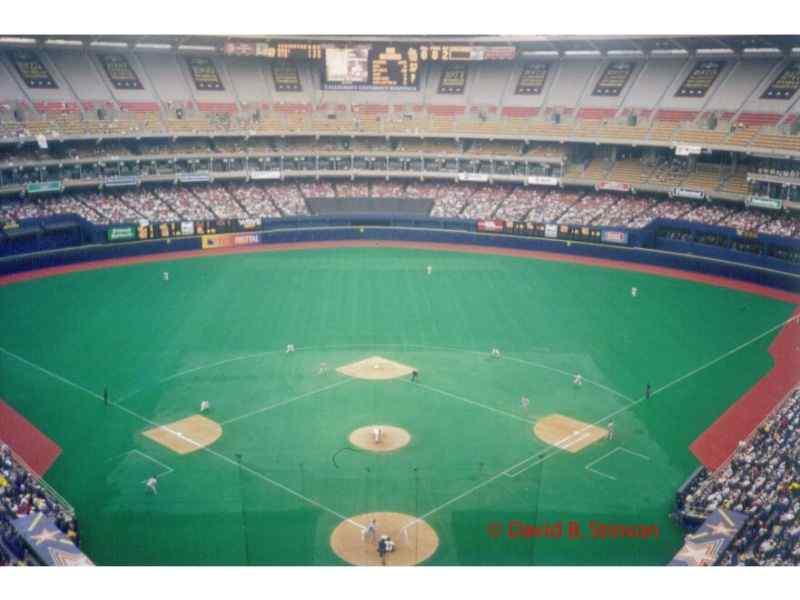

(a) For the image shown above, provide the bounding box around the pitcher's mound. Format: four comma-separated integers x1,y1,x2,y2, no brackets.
142,415,222,455
337,356,414,380
349,425,411,452
533,414,607,453
331,512,438,566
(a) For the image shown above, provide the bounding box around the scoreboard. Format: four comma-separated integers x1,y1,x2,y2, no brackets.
323,45,420,91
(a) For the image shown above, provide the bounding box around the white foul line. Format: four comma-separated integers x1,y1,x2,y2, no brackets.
401,313,798,531
221,378,353,426
0,347,364,533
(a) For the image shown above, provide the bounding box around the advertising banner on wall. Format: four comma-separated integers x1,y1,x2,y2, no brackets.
675,144,703,156
250,170,282,180
544,223,558,238
672,188,706,200
527,175,560,187
596,181,631,192
458,173,490,183
476,219,505,232
201,233,261,250
601,230,629,245
746,196,783,210
107,226,137,242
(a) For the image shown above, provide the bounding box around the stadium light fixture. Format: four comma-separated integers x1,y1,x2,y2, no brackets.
564,50,601,56
696,48,735,54
651,48,688,55
90,41,128,48
135,43,172,50
44,39,84,46
521,50,559,56
742,47,781,54
0,37,37,44
607,50,644,56
178,45,218,52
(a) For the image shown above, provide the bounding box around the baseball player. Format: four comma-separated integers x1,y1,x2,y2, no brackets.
286,344,295,354
103,386,109,407
317,362,328,375
162,271,169,282
411,369,419,382
573,373,583,387
490,348,501,359
607,421,615,441
645,383,652,400
426,265,432,275
362,518,377,542
520,396,530,413
630,287,638,298
146,476,158,495
372,427,383,444
200,400,210,413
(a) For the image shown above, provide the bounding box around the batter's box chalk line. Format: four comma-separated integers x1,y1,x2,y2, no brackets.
584,447,650,481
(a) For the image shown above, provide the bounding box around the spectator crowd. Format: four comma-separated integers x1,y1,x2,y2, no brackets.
1,442,80,566
677,389,800,566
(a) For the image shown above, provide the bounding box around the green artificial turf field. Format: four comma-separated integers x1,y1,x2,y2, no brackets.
0,246,795,565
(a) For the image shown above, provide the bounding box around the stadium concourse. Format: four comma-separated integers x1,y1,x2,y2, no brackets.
0,33,799,568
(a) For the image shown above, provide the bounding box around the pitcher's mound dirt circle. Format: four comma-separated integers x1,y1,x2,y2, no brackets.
142,415,222,455
330,512,439,566
349,425,411,452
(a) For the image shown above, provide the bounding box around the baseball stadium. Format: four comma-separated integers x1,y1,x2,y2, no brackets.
1,32,799,569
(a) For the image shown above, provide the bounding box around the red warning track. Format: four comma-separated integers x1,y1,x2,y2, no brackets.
1,240,799,471
0,397,61,476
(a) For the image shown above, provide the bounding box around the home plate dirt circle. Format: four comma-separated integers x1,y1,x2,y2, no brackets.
330,512,439,566
349,425,411,452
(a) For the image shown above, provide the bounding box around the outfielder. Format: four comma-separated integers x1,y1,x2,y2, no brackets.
426,265,432,275
286,344,295,354
631,287,638,298
162,271,169,282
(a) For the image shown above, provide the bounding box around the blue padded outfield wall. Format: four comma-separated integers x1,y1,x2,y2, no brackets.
1,213,798,294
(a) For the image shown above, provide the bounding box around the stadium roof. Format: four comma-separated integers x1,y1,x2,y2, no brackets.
4,34,800,55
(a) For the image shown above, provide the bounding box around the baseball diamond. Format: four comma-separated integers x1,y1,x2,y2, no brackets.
1,244,797,565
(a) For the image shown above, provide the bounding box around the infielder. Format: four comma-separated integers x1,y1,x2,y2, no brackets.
200,400,210,413
146,476,158,495
520,396,530,413
362,518,377,542
573,373,583,387
490,348,501,359
317,362,328,375
286,344,295,354
607,421,615,441
411,369,419,382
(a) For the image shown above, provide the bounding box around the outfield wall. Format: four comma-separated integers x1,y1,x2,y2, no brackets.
1,221,799,295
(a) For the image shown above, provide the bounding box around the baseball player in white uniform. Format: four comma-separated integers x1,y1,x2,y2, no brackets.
520,396,530,413
362,518,377,542
317,362,328,375
200,400,210,413
426,265,432,275
631,287,638,298
490,348,501,359
286,344,295,354
573,373,583,387
372,427,383,444
146,476,158,495
162,272,169,282
607,421,615,441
